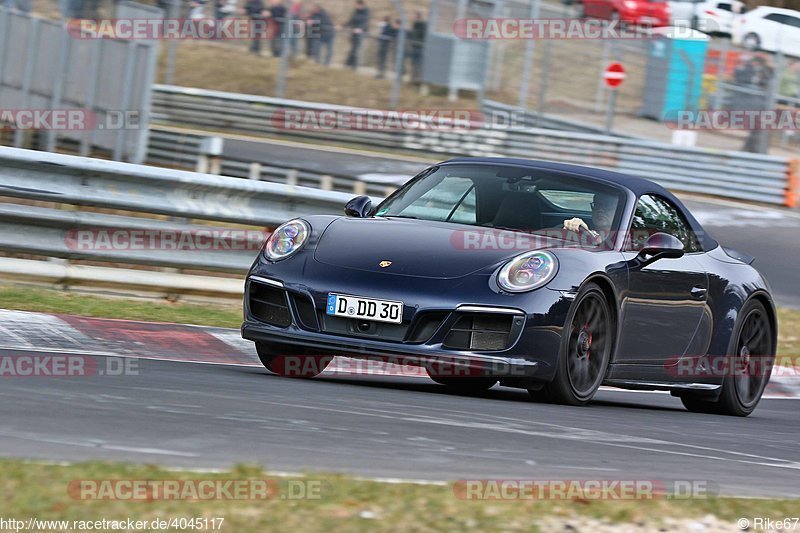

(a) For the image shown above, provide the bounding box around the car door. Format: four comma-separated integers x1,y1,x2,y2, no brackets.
762,13,786,52
782,14,800,56
616,194,709,366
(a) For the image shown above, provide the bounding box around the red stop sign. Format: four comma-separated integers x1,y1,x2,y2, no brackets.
603,62,626,89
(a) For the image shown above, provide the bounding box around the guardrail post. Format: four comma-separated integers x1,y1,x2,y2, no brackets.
196,136,224,174
286,169,298,187
353,181,367,195
320,175,333,191
249,162,262,180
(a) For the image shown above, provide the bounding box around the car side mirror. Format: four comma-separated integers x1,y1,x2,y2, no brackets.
637,232,685,264
344,196,373,218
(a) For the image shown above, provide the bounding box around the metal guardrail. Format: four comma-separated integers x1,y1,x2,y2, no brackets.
146,128,400,198
480,100,633,137
151,85,799,207
0,146,365,298
0,145,354,226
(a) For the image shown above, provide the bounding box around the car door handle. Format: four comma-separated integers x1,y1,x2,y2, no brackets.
690,286,707,299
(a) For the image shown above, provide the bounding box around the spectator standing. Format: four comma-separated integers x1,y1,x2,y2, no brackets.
345,0,370,69
268,0,287,57
375,17,399,79
307,5,335,65
245,0,266,54
407,11,427,83
288,0,305,58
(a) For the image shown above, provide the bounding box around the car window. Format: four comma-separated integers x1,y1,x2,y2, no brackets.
765,13,787,24
716,3,731,12
785,15,800,28
538,189,595,211
395,176,477,223
375,164,627,248
627,194,701,252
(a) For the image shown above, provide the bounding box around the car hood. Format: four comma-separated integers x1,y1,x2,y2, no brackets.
313,217,558,279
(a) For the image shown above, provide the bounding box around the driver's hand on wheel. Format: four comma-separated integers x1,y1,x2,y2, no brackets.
563,217,589,233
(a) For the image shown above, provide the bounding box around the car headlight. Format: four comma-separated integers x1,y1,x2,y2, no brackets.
497,251,558,293
623,0,637,9
263,219,310,261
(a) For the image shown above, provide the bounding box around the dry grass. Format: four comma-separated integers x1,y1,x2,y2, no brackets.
163,39,477,109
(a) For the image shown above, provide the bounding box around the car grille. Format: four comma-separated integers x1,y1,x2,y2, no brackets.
248,281,292,327
443,314,515,351
290,293,319,331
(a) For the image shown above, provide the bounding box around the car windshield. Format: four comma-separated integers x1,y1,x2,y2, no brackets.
374,164,628,246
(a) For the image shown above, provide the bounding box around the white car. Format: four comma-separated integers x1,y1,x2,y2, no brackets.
669,0,743,35
731,6,800,57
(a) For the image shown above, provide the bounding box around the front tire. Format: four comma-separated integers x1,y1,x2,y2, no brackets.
529,282,613,405
743,32,761,51
681,299,774,417
255,342,332,378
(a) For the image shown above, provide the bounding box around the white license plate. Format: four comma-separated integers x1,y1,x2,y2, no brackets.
326,293,403,324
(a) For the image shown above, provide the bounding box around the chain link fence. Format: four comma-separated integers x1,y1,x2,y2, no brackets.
10,0,800,154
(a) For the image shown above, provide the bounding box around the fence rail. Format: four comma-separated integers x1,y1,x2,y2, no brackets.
150,85,798,207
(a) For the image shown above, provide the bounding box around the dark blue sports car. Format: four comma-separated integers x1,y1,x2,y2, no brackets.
241,158,777,416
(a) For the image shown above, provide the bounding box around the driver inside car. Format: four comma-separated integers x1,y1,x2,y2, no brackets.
563,192,618,245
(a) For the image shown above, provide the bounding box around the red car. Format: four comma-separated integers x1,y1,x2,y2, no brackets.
580,0,671,27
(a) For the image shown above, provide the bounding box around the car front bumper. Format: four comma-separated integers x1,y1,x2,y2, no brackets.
240,258,573,381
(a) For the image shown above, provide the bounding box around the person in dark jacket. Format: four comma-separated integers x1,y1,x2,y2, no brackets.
267,0,287,57
345,0,370,69
245,0,266,54
307,5,335,65
407,11,427,83
375,17,399,79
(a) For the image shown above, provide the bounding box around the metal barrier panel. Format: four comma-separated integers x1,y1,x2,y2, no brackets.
0,7,157,162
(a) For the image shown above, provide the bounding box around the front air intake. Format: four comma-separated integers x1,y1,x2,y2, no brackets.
249,281,292,327
443,314,514,351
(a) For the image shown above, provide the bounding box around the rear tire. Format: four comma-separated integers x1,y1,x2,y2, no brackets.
529,282,613,406
255,342,332,378
681,299,774,417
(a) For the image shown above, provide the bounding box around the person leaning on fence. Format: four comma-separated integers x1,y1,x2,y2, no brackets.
407,11,427,84
245,0,266,54
345,0,370,69
307,4,335,66
376,17,399,79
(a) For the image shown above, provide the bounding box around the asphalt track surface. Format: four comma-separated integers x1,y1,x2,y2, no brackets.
1,139,798,499
223,137,800,308
1,343,799,498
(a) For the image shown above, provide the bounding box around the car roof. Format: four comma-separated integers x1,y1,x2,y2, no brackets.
439,157,673,197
